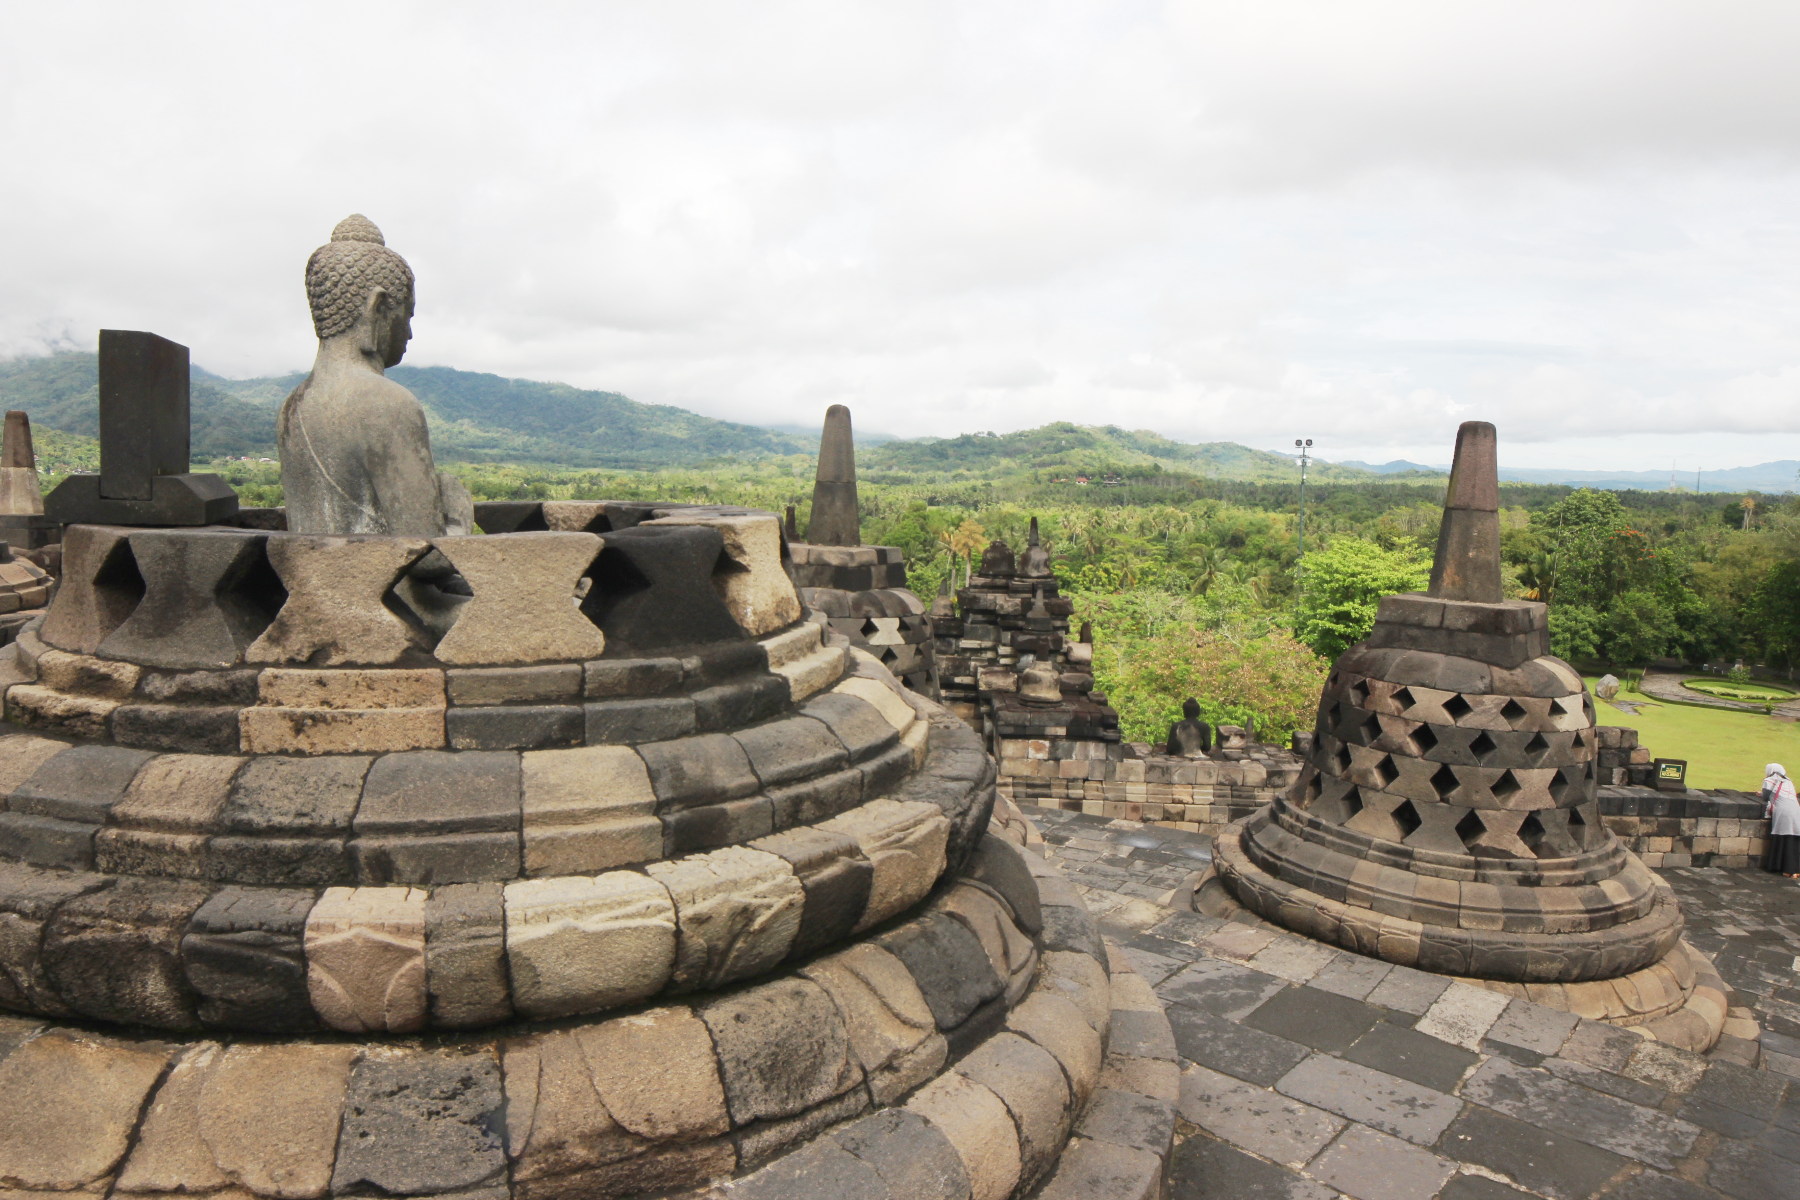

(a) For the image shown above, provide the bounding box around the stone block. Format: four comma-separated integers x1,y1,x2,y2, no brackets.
500,1008,732,1188
732,716,852,788
0,732,72,797
691,673,790,732
699,976,860,1124
36,525,140,654
960,832,1044,935
43,875,211,1029
426,882,512,1028
0,1033,171,1193
801,690,898,762
0,861,110,1014
34,648,141,698
5,682,118,738
303,884,429,1033
352,829,522,886
246,535,434,665
584,695,699,743
801,941,947,1104
332,1050,508,1196
878,911,1006,1035
521,744,662,875
356,749,521,835
646,845,805,990
582,656,684,698
833,674,916,734
907,1071,1022,1200
96,529,280,669
0,810,99,868
448,703,584,750
957,1031,1072,1184
662,795,775,855
258,666,445,710
827,1106,973,1199
219,753,369,834
636,732,760,813
239,704,446,753
114,1042,356,1199
766,768,865,828
447,663,584,705
111,703,243,754
644,511,801,636
181,886,316,1031
581,524,748,652
433,532,606,664
938,884,1037,1002
504,872,677,1017
110,752,241,832
750,824,874,958
819,798,951,930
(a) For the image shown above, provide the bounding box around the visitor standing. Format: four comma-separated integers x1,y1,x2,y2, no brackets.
1763,763,1800,878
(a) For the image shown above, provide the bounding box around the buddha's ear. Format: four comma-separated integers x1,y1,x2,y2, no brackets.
358,288,390,355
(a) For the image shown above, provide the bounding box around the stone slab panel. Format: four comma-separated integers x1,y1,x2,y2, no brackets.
645,845,804,990
304,885,429,1033
0,1034,170,1192
432,532,606,665
699,976,859,1125
426,882,512,1028
504,873,677,1018
332,1049,508,1196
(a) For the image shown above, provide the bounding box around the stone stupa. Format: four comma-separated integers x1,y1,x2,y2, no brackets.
785,405,939,697
0,217,1177,1198
1197,421,1728,1051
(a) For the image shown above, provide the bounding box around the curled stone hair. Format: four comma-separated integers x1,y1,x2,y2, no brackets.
305,214,416,340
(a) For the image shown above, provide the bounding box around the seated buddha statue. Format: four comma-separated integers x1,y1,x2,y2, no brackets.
278,215,470,536
1166,698,1213,758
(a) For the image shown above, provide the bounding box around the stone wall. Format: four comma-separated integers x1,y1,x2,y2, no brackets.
996,738,1304,833
1597,784,1771,869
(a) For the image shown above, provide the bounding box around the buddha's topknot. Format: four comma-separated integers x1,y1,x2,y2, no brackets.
306,215,414,339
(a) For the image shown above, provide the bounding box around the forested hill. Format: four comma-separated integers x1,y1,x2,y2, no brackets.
0,352,809,469
863,422,1386,482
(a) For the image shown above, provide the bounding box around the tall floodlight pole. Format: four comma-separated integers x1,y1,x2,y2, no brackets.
1294,439,1313,606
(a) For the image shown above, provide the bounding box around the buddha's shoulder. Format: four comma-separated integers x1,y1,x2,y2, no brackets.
287,371,426,421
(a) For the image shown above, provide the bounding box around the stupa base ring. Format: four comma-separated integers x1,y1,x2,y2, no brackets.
1189,849,1728,1054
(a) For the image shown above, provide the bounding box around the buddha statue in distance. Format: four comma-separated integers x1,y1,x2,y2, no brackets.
1166,697,1213,758
278,215,468,536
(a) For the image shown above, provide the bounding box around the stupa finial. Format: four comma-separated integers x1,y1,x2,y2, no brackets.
1428,421,1503,603
806,404,860,546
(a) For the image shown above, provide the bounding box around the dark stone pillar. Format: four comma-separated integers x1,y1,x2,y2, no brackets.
1428,421,1503,603
806,404,860,547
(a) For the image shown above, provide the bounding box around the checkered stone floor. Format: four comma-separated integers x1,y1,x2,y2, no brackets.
1025,805,1799,1200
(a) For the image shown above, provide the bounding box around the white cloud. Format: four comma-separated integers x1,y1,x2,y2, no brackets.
2,1,1800,469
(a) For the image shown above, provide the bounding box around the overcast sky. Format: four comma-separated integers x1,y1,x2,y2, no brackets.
5,1,1800,471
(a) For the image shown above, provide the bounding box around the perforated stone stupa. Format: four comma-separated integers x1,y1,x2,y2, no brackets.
1197,422,1727,1051
785,405,938,697
0,219,1177,1199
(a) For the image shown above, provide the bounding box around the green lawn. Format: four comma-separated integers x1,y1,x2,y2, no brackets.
1584,677,1800,790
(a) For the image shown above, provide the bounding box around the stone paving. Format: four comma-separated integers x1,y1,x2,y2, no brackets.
1024,805,1799,1200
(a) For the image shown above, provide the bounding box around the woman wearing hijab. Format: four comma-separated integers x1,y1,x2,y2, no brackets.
1763,763,1800,878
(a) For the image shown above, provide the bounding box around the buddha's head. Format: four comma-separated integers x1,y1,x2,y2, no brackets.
306,215,416,366
1182,698,1201,721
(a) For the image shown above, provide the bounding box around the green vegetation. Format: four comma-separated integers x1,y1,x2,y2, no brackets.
7,348,1798,772
1589,680,1800,789
1681,678,1795,704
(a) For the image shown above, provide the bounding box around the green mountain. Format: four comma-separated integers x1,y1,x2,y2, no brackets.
863,422,1383,482
0,352,809,470
0,353,1391,483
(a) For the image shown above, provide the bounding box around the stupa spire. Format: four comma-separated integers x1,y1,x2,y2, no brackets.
3,411,35,469
806,404,860,546
1427,420,1503,603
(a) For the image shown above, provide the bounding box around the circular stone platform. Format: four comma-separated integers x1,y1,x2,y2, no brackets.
0,505,1174,1198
